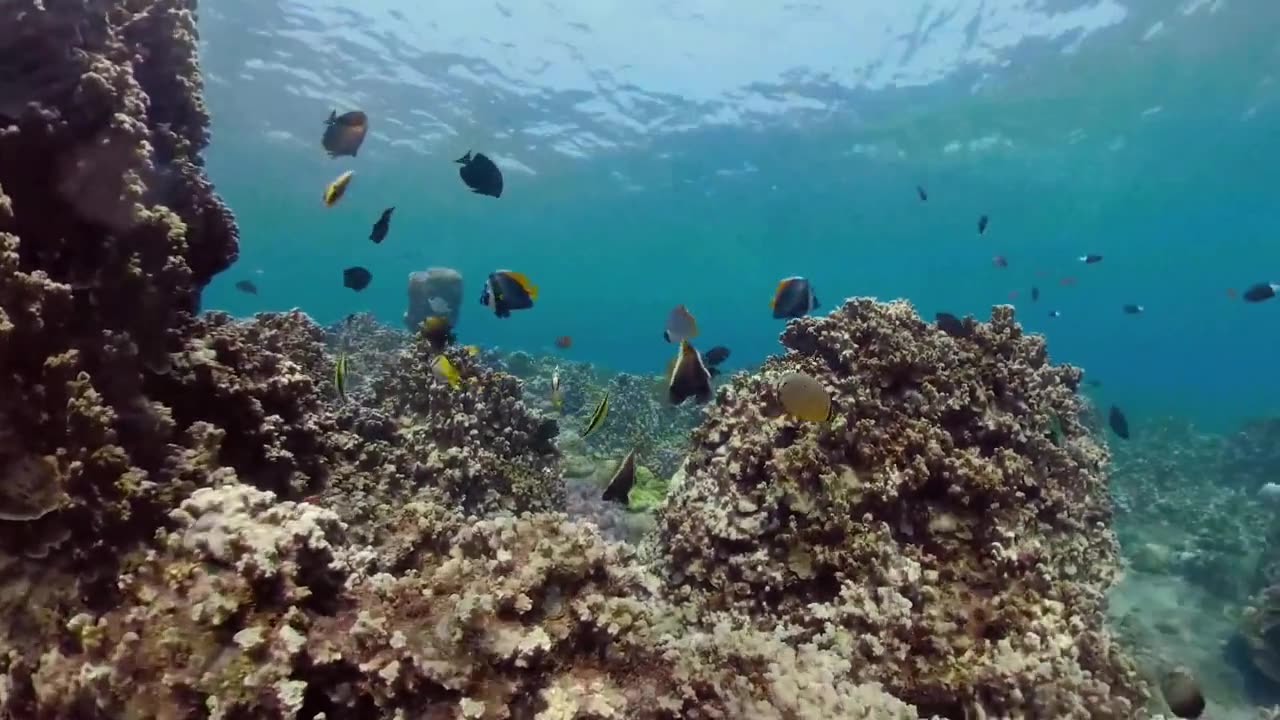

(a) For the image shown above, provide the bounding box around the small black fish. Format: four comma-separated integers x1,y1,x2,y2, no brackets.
322,110,368,158
916,185,928,202
771,277,820,319
1108,405,1130,440
704,346,730,366
1079,254,1103,264
977,215,989,235
369,207,394,244
234,280,258,295
1122,303,1144,315
1243,282,1279,303
668,340,713,405
455,150,504,198
935,312,972,339
1031,286,1040,302
343,266,372,291
601,449,637,505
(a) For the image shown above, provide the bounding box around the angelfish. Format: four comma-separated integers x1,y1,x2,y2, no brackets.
668,340,713,405
480,270,538,318
601,449,637,505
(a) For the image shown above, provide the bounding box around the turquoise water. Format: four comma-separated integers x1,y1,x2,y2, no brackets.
198,0,1280,431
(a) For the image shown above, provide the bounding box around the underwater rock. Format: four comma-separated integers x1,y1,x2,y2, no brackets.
403,267,462,330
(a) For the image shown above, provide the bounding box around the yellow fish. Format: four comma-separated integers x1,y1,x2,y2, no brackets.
334,352,348,402
323,170,355,207
431,354,461,388
581,392,608,438
463,345,480,356
776,372,834,422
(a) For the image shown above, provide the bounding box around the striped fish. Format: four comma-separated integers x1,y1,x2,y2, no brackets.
581,392,609,438
335,352,348,403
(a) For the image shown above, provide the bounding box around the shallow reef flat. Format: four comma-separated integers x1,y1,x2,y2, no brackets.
4,0,1280,718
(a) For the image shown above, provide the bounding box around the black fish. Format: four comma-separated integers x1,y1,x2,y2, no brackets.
771,277,819,319
1079,254,1103,264
343,266,372,291
916,185,928,202
322,110,368,157
1108,405,1130,440
455,150,504,198
704,346,730,366
935,312,972,339
369,207,394,244
668,340,713,405
234,280,258,295
1243,282,1279,303
1122,303,1144,315
480,270,537,318
1031,286,1040,302
1048,310,1061,318
601,449,637,505
977,215,989,235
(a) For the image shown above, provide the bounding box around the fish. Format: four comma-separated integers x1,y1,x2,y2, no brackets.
1048,310,1062,318
1079,254,1103,264
916,185,928,201
1243,282,1280,303
323,170,355,207
935,312,972,339
334,352,348,403
431,354,461,388
234,280,258,295
1031,286,1040,302
343,266,372,291
776,372,834,422
419,316,456,350
369,207,394,243
663,304,698,343
581,393,609,438
1160,666,1205,719
455,150,504,198
550,367,563,409
1046,415,1064,446
704,346,730,366
1108,405,1130,440
428,297,452,315
321,110,368,158
480,270,537,318
1226,287,1238,298
601,449,637,505
977,215,989,235
668,340,713,405
771,276,820,319
554,335,572,350
1122,303,1144,315
463,345,481,356
992,255,1008,268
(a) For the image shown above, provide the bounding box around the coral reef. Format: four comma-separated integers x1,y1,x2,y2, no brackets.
652,300,1147,716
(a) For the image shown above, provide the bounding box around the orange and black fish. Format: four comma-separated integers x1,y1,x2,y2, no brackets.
771,276,819,319
480,270,537,318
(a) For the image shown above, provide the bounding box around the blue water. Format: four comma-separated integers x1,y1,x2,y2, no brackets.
198,0,1280,431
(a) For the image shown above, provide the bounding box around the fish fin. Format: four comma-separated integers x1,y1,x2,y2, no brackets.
708,366,721,377
326,110,336,123
455,151,471,164
770,280,787,308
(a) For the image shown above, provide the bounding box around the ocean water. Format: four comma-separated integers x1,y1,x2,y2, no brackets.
198,0,1280,432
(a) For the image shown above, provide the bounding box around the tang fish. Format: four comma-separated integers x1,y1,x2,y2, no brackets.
703,345,730,374
582,393,609,438
334,352,348,403
419,316,455,351
554,335,572,349
663,304,698,343
323,170,355,207
550,367,563,409
431,354,461,388
480,270,537,318
1122,303,1144,315
668,340,713,406
601,449,637,505
771,276,820,319
235,280,258,295
1031,286,1040,302
343,266,372,291
1243,282,1279,303
322,110,368,158
370,207,394,243
977,215,989,235
776,372,834,422
1108,405,1130,440
935,312,972,339
1079,254,1103,264
455,150,504,198
916,185,928,202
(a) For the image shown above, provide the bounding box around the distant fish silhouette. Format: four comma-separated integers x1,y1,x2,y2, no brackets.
455,150,504,197
234,280,258,295
343,266,372,291
977,214,989,235
369,207,394,243
1108,405,1130,440
916,185,928,201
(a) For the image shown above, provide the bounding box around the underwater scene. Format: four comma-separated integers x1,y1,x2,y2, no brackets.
1,0,1280,718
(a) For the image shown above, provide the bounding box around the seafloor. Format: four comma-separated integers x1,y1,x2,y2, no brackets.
2,1,1280,719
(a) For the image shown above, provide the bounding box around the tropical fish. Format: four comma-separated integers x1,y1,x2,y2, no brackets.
1160,666,1205,720
419,316,455,351
1031,286,1040,302
601,449,637,506
334,352,348,403
704,345,730,367
369,207,394,243
992,255,1008,268
1048,310,1062,318
455,150,504,197
663,304,698,343
1079,254,1103,264
321,110,368,157
935,312,971,339
234,280,258,295
323,170,355,207
554,335,572,349
428,297,452,315
776,372,834,422
1243,282,1279,303
463,345,481,356
582,393,609,438
480,270,537,318
771,276,820,319
550,367,563,409
916,185,928,201
343,266,372,291
431,354,461,388
1108,405,1130,440
1122,303,1144,315
977,215,989,235
668,340,713,405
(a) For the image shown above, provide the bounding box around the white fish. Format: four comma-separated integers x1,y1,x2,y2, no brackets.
428,296,452,315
